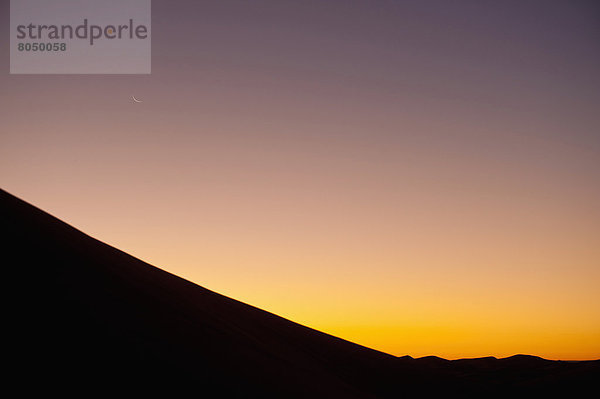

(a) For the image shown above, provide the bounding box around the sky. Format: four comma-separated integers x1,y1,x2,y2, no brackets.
1,0,599,360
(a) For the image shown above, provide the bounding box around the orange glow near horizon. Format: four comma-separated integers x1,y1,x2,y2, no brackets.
1,1,599,361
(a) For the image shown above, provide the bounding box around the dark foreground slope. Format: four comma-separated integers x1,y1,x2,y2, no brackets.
2,188,598,397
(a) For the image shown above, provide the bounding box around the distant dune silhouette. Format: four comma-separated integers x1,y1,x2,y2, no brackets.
2,188,598,397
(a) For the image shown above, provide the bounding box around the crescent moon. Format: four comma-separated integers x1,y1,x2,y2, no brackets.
132,95,143,103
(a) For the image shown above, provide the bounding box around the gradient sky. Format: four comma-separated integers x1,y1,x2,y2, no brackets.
2,0,599,360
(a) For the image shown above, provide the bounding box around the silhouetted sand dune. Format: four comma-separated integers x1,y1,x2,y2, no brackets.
2,188,598,397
